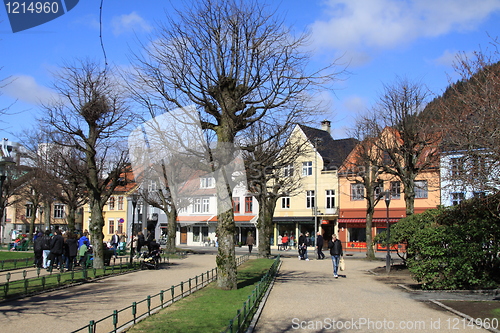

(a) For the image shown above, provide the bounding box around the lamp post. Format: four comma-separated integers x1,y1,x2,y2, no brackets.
313,137,322,247
129,193,139,265
384,191,391,273
0,139,16,245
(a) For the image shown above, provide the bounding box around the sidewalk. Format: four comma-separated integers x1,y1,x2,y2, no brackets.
253,256,491,333
0,253,218,333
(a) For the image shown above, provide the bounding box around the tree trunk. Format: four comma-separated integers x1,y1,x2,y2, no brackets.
166,208,177,253
89,200,105,269
365,213,375,260
257,196,276,257
216,208,237,290
67,205,77,232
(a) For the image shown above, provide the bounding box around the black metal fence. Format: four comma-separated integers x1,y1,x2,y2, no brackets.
70,254,250,333
222,254,281,333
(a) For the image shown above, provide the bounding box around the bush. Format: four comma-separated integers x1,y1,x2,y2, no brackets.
403,194,500,290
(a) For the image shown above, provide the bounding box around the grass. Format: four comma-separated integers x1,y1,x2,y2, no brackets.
439,300,500,323
0,251,33,261
128,258,275,333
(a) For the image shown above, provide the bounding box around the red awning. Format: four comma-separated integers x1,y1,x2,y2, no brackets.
338,218,400,224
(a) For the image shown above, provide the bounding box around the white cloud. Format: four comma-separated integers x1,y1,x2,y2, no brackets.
310,0,500,54
112,12,152,36
0,75,59,105
433,49,476,67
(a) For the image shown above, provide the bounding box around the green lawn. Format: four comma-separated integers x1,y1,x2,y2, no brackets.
128,258,275,333
0,251,33,261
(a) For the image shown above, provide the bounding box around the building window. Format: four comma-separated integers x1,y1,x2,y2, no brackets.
148,179,158,192
117,222,123,234
202,198,210,213
326,190,335,209
193,226,209,242
415,180,428,199
200,177,215,189
302,161,312,176
109,219,115,234
283,164,294,177
54,204,65,219
233,197,240,213
281,197,290,209
390,181,401,199
450,157,464,177
118,196,124,210
25,203,34,218
351,183,364,201
306,190,315,209
451,192,465,206
374,181,384,198
245,196,253,213
109,197,115,210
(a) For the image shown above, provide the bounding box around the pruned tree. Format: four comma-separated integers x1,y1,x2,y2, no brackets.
130,0,340,290
243,123,310,257
364,77,441,216
40,60,135,269
342,120,387,260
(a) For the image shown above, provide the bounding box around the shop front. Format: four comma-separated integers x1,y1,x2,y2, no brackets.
337,218,400,252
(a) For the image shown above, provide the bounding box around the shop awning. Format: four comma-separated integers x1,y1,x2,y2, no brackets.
176,215,257,225
273,216,314,223
337,218,400,224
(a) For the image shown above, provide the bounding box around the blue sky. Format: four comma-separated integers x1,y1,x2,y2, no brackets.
1,0,500,141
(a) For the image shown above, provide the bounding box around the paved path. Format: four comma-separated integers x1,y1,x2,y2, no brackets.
253,256,492,333
0,254,217,333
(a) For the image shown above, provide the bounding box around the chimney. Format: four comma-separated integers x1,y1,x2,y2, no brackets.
321,120,331,134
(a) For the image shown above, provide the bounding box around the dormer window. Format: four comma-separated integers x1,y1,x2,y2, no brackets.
200,177,215,189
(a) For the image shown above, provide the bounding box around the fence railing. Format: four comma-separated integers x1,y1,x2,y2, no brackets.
0,253,185,300
222,254,281,333
71,253,250,333
0,257,34,271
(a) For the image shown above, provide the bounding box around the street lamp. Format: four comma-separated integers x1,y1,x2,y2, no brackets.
384,191,391,273
313,137,322,248
0,139,16,245
129,193,139,265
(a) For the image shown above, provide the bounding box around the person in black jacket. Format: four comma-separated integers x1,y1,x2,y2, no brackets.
298,232,310,261
41,230,52,269
136,231,145,258
48,230,64,270
33,231,44,268
316,232,325,260
65,232,79,270
328,234,343,278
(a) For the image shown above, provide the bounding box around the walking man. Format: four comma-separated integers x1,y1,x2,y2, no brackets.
316,232,325,259
111,230,120,258
246,233,255,254
328,234,343,278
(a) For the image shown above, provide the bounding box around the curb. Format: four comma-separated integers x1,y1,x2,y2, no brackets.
430,300,500,333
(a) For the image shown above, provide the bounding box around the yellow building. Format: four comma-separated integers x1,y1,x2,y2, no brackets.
273,121,358,248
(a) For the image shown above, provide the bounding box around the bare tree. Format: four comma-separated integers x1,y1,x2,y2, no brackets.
243,123,310,257
435,41,500,192
342,120,387,259
365,77,441,216
41,60,135,269
130,0,339,289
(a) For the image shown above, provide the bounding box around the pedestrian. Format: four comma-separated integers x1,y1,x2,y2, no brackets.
110,230,120,258
41,230,52,268
65,232,79,270
48,230,64,270
282,233,289,251
136,231,145,257
298,232,310,261
328,234,343,278
33,231,44,268
316,232,325,259
246,233,255,254
277,234,282,251
78,242,89,267
78,231,90,249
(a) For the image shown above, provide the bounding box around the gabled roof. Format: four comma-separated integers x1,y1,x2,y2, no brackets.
298,125,358,170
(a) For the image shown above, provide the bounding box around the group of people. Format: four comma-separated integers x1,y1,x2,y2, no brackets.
277,233,292,251
33,229,91,271
297,231,344,278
